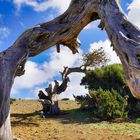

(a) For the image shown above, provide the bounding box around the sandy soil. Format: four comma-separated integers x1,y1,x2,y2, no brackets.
11,100,139,140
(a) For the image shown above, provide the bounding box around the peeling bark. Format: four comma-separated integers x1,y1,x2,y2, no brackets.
0,0,140,139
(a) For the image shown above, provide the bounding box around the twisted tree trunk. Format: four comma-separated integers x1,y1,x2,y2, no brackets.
1,0,140,139
38,66,84,116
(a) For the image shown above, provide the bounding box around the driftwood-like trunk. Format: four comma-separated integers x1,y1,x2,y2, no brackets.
1,0,140,139
38,87,60,116
39,98,60,116
38,66,82,116
0,113,12,140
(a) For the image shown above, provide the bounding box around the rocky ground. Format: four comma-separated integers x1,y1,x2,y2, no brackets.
11,100,140,140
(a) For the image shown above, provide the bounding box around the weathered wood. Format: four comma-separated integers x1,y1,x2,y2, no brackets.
97,1,140,98
0,0,140,139
0,113,13,140
38,66,85,116
38,82,61,115
38,55,107,117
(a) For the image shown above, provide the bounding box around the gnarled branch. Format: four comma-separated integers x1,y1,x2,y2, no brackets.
1,0,140,139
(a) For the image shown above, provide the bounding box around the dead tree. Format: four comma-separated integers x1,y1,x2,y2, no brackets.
38,48,107,116
38,67,77,116
0,0,140,139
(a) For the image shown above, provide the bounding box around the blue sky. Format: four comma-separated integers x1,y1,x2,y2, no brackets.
0,0,139,99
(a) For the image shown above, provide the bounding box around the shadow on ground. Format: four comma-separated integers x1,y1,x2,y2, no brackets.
11,108,140,127
11,111,40,127
44,108,140,125
45,108,100,124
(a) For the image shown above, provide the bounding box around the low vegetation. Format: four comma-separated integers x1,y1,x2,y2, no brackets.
10,98,16,104
75,64,140,120
75,88,128,120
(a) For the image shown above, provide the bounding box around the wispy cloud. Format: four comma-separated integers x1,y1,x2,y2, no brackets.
19,20,26,28
0,27,10,48
0,27,10,39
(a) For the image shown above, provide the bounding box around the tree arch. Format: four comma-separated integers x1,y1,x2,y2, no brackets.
0,0,140,139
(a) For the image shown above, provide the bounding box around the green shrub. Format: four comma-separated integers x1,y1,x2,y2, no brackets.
75,88,128,120
81,64,140,116
135,118,140,124
90,88,127,120
74,94,95,110
81,64,127,96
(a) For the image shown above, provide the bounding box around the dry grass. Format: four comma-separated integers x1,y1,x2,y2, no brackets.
11,100,140,140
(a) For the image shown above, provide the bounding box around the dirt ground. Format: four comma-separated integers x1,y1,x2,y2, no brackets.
11,100,140,140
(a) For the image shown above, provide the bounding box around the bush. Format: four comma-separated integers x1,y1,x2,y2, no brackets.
81,64,127,95
90,88,127,120
74,94,95,110
61,98,70,101
75,88,128,120
81,64,140,116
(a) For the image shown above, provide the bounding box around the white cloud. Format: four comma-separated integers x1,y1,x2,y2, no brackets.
127,0,140,28
13,0,71,14
11,47,86,99
29,85,47,99
30,73,88,100
0,27,10,39
11,41,121,99
43,47,83,74
12,61,48,92
89,39,121,64
84,21,99,30
60,73,88,100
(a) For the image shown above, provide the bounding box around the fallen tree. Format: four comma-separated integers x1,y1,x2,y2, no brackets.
0,0,140,139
